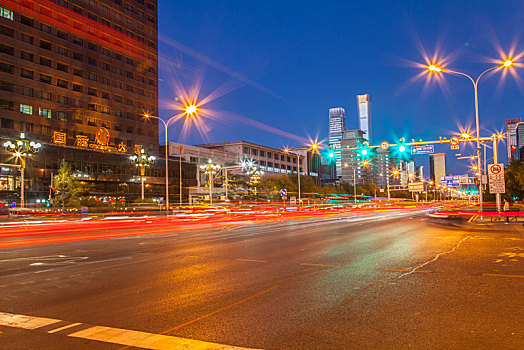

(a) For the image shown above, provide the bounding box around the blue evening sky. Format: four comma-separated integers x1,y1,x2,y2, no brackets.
157,0,524,176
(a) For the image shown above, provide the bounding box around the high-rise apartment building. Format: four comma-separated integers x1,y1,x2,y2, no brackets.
505,118,521,163
0,0,158,149
356,94,371,143
429,153,446,186
328,107,346,176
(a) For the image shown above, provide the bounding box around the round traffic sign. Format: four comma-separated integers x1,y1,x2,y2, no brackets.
489,164,502,175
380,141,389,150
280,189,287,196
450,136,460,146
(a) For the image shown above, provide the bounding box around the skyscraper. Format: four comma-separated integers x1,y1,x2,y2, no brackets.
357,94,371,143
328,107,346,176
516,122,524,161
505,118,521,163
429,153,446,186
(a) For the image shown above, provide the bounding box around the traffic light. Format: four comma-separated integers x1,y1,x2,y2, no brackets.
398,137,406,153
356,141,374,160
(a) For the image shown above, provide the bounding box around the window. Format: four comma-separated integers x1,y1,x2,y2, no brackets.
39,57,52,67
260,151,265,157
137,88,145,96
21,69,34,79
20,16,33,26
114,53,123,61
138,128,144,135
88,72,97,81
87,118,97,126
114,110,122,117
40,40,52,50
87,42,97,51
56,111,67,121
126,85,134,93
113,67,122,75
0,24,14,37
101,76,110,85
0,62,14,74
127,126,134,133
87,104,96,112
73,99,83,108
87,87,97,96
101,62,110,71
100,18,110,27
57,95,68,104
72,52,83,61
40,74,52,84
125,98,133,106
88,57,97,66
39,108,52,118
73,68,83,76
137,75,145,83
57,46,68,56
21,87,33,97
100,47,111,57
126,112,134,120
72,83,83,92
126,71,134,79
0,6,14,20
148,79,155,86
72,36,83,46
40,91,51,101
21,122,33,132
73,115,83,124
40,125,52,135
267,152,272,158
56,30,67,39
147,16,155,23
57,79,68,88
1,118,14,129
252,149,258,156
40,23,51,33
19,51,32,63
100,105,110,114
20,104,33,115
0,80,13,92
101,91,110,99
56,62,68,72
114,81,123,89
0,43,14,56
20,33,33,44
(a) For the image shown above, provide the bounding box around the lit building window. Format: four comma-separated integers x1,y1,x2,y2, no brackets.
0,7,14,20
39,108,52,119
20,104,32,115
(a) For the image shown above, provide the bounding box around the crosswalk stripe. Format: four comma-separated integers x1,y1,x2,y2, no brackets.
0,311,257,350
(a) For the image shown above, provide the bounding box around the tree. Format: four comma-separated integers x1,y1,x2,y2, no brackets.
53,162,83,208
505,160,524,201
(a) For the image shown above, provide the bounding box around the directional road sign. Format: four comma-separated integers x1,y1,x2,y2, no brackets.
411,145,434,155
280,189,287,196
440,175,465,187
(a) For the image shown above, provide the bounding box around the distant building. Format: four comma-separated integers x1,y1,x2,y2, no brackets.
356,94,372,143
328,107,346,176
505,118,521,163
516,122,524,161
429,153,446,186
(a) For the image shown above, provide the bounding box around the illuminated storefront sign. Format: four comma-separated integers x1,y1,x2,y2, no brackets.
54,128,127,154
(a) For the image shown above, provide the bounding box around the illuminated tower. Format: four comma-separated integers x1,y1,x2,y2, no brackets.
328,107,346,176
357,94,371,143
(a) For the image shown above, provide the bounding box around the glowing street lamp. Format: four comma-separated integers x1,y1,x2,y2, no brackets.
130,149,155,200
425,58,515,214
3,134,41,208
185,104,197,115
200,160,221,205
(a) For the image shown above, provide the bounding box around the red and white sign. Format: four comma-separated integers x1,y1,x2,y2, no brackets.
488,163,505,194
380,141,389,150
450,136,460,146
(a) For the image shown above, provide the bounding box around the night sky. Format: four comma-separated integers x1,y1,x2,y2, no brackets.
157,0,524,176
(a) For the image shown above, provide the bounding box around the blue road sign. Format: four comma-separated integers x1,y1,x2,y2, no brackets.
440,175,464,187
280,189,287,196
411,145,435,155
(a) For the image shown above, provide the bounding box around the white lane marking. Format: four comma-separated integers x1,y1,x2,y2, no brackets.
234,258,267,263
48,322,82,333
0,311,257,350
0,311,60,329
398,236,471,279
301,263,342,268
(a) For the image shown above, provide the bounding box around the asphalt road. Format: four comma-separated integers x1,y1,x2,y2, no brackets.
0,210,523,349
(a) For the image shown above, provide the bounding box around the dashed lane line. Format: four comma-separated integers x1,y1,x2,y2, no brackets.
0,311,257,350
482,273,524,279
385,269,433,274
300,263,343,268
234,258,268,263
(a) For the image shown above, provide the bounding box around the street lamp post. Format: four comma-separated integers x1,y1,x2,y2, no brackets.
284,143,318,206
200,160,221,205
130,149,155,200
427,60,513,216
3,134,41,208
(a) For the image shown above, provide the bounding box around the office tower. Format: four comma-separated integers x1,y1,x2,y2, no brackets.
0,0,159,150
516,122,524,161
505,118,521,163
429,153,446,186
356,94,371,143
328,107,346,176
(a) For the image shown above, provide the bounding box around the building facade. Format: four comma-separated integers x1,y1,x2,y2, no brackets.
356,94,371,143
516,122,524,161
0,1,177,205
328,107,346,176
505,118,520,163
429,153,446,186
